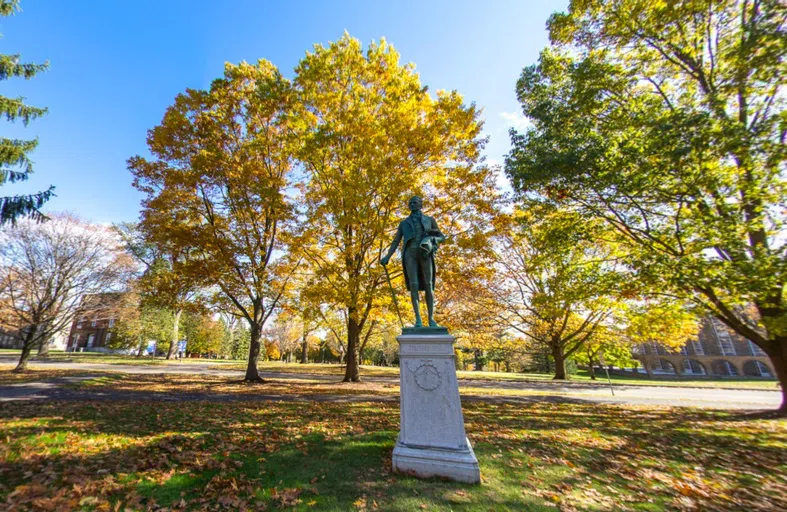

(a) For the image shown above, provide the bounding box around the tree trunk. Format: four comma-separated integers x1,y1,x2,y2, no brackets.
36,333,50,359
766,336,787,414
14,326,38,372
473,349,483,371
552,345,568,380
244,320,264,382
343,311,360,382
643,359,654,378
300,332,308,364
137,336,145,357
588,361,596,380
166,308,183,360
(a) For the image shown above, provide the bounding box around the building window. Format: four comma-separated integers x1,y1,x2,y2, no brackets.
718,335,736,356
108,318,115,328
691,340,705,356
755,361,772,377
105,332,111,342
680,346,688,356
76,318,83,329
748,341,766,357
711,319,736,356
91,319,97,327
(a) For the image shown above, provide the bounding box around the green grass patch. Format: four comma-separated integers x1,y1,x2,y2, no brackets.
0,399,785,511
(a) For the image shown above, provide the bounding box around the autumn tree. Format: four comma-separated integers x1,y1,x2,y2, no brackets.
110,292,175,357
571,325,623,380
492,208,629,379
0,0,53,224
438,211,508,372
314,307,349,363
277,273,323,364
292,33,486,382
265,314,304,362
182,311,224,356
505,0,787,408
360,315,400,366
625,301,700,376
0,215,128,370
115,222,203,359
130,61,296,382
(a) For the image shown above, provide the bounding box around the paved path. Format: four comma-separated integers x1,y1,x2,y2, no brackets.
0,358,782,410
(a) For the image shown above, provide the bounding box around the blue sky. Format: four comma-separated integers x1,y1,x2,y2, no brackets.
3,0,566,224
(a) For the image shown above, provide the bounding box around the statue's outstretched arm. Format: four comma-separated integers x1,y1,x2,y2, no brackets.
381,225,403,265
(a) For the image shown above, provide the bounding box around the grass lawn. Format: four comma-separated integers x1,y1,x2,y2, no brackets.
0,350,246,367
1,376,785,511
254,363,782,391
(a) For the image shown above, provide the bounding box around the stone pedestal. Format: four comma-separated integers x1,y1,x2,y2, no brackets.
392,331,480,483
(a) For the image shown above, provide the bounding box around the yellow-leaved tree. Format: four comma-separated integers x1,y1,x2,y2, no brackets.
625,301,699,376
291,34,486,382
492,207,632,379
129,61,296,382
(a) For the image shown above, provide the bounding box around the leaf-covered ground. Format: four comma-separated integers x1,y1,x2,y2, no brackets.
1,380,785,512
0,369,113,385
0,353,780,389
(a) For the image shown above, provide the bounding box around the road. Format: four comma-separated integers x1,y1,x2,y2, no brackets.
0,357,782,410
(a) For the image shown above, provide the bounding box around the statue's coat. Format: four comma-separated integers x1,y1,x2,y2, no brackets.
396,214,439,292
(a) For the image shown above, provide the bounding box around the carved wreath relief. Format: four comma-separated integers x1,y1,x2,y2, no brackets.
406,361,443,391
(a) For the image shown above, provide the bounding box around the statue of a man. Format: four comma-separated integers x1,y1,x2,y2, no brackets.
381,196,445,328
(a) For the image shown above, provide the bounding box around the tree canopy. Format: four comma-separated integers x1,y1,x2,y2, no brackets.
0,214,128,370
130,61,297,381
491,207,631,379
506,0,787,409
291,33,492,381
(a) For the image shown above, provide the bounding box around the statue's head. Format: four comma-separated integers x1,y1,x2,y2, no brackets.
408,196,423,212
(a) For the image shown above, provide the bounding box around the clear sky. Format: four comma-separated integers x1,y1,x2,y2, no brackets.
3,0,567,224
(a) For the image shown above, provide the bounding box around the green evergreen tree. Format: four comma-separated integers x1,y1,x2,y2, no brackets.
0,0,52,224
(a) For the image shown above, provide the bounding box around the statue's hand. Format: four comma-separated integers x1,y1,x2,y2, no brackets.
380,255,390,266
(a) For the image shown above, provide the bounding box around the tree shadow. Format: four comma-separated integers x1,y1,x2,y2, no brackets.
1,396,785,510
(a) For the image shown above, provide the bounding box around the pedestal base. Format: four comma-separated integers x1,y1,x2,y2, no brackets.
392,437,480,484
393,333,480,484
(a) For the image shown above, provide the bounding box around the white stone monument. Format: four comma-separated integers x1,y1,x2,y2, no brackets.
392,330,480,483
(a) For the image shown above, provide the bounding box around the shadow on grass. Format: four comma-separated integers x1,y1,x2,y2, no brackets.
6,374,625,410
1,399,785,511
0,396,787,511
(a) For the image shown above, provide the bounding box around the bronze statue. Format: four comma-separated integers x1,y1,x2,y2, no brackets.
381,196,445,328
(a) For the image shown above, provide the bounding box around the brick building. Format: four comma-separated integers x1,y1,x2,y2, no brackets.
66,293,125,352
634,316,774,377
